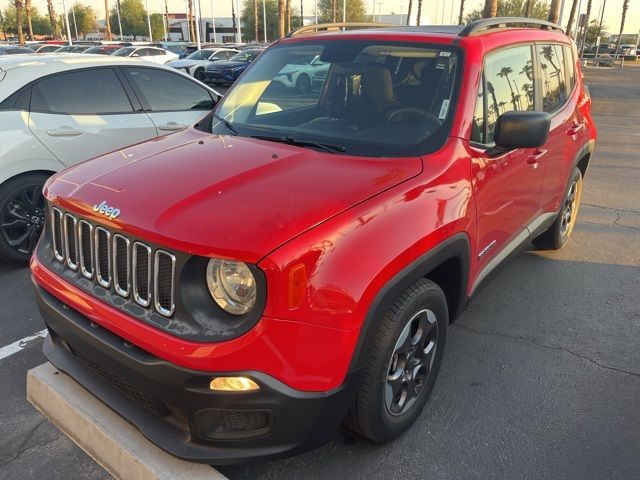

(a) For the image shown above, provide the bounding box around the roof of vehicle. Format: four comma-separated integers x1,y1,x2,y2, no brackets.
0,54,165,75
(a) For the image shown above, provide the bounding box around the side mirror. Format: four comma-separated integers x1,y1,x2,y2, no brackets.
131,53,140,57
494,110,551,150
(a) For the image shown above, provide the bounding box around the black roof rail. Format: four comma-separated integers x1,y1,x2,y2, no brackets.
459,17,564,37
286,22,396,38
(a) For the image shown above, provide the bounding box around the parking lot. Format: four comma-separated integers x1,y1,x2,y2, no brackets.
1,66,638,480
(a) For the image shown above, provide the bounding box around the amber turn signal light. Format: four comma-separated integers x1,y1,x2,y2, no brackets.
209,377,260,391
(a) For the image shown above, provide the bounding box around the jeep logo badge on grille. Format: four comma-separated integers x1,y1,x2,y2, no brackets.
92,200,121,220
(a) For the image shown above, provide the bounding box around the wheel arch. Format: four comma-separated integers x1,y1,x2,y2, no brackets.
348,233,470,373
0,169,57,189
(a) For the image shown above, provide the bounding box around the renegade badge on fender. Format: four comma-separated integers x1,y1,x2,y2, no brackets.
32,18,596,464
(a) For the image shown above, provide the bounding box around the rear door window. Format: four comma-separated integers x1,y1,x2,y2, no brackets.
537,44,567,113
563,45,576,93
31,68,133,114
483,45,535,144
124,67,216,111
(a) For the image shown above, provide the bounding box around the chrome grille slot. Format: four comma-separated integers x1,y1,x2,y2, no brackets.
63,213,78,270
51,208,64,261
79,220,93,279
154,250,176,316
47,206,178,319
95,227,111,288
133,242,151,307
113,234,131,297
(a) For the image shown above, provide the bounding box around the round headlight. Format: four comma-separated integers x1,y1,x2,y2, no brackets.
206,259,257,315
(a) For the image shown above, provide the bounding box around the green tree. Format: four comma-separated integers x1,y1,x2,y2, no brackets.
1,4,54,36
150,13,164,41
584,20,607,44
109,0,148,39
241,0,300,41
614,0,629,52
68,3,96,39
316,0,366,23
466,0,550,22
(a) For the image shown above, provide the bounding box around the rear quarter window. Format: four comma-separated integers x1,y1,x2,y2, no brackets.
537,44,568,113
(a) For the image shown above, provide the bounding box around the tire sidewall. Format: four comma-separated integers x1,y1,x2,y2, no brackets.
295,74,311,93
374,284,448,437
0,173,50,264
555,168,583,247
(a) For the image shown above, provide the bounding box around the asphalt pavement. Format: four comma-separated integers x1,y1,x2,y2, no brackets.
0,67,638,480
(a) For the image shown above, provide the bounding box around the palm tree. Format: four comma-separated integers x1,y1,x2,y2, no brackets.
524,0,532,17
24,0,34,40
46,0,58,39
482,0,497,19
547,0,560,23
614,0,629,53
565,0,578,36
579,0,592,56
189,0,196,42
14,0,24,44
104,0,112,41
416,0,423,26
331,0,337,22
278,0,285,37
458,0,466,25
253,0,259,41
406,0,412,25
285,0,291,31
497,66,519,110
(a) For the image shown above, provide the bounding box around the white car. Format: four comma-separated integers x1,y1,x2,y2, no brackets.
0,54,220,263
111,46,179,64
166,48,239,81
273,55,330,93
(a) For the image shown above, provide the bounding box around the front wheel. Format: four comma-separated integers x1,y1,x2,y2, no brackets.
194,67,205,82
533,167,583,250
295,74,311,94
345,278,448,442
0,173,49,264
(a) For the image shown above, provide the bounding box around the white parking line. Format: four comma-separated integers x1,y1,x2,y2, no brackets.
0,330,48,361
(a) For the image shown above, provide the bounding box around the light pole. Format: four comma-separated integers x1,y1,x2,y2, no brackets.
262,0,267,42
71,3,78,40
194,0,202,48
235,0,241,43
144,0,152,40
161,0,167,40
210,0,216,42
116,0,123,39
315,0,317,24
61,0,73,45
343,0,346,22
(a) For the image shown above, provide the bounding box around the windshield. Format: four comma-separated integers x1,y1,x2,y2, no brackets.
112,47,135,56
187,49,214,60
213,41,461,157
229,50,260,62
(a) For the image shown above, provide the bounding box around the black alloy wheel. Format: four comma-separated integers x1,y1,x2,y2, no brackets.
0,174,49,264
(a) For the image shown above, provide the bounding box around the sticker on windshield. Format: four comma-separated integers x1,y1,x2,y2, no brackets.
438,99,450,120
439,51,452,57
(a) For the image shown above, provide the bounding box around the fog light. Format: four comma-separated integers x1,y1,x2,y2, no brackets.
210,377,260,391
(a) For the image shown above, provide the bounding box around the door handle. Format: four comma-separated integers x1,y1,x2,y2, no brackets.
46,128,84,137
158,122,187,131
566,123,584,136
527,149,547,167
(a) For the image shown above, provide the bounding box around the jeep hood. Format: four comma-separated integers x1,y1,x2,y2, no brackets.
45,128,421,262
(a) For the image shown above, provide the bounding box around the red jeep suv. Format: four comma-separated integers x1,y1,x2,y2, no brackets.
31,18,596,464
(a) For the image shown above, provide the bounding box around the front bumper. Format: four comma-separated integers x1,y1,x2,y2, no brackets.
203,70,235,85
34,281,360,464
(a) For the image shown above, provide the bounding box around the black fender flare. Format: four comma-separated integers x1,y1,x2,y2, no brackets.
348,232,470,373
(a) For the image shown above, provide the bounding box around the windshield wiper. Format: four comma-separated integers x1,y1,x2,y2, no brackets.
212,113,238,135
250,135,346,154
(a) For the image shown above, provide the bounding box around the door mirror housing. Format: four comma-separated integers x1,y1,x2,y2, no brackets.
494,110,551,150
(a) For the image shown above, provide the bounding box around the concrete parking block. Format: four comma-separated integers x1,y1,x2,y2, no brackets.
26,362,226,480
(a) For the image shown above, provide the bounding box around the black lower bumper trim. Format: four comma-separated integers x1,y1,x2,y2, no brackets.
34,281,360,465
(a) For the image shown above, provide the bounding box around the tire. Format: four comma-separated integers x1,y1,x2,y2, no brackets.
0,173,50,264
194,67,205,82
295,74,311,94
345,278,448,442
533,167,583,250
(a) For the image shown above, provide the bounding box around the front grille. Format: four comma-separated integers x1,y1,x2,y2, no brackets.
50,207,176,318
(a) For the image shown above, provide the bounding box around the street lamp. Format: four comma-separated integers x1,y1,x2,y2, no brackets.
210,0,216,42
60,0,73,45
194,0,202,48
116,0,124,39
262,0,267,42
144,0,152,41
